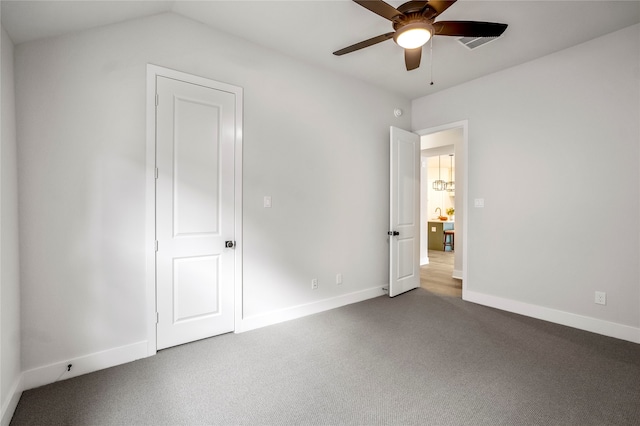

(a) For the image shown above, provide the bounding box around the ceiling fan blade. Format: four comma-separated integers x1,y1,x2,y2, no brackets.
353,0,403,22
333,32,395,56
433,21,508,37
404,47,422,71
422,0,457,19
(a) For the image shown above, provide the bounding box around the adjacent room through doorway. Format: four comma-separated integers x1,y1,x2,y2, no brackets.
418,125,465,298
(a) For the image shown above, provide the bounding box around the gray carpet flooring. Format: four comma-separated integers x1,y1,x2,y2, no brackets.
10,288,640,425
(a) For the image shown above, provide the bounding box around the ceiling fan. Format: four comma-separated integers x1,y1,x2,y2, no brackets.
333,0,508,71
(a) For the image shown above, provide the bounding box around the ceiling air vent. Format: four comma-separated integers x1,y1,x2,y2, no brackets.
457,36,498,50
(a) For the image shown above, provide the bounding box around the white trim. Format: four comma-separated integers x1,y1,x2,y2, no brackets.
416,120,468,137
145,64,243,352
237,286,386,333
452,269,463,280
415,120,469,293
1,375,22,426
464,290,640,344
21,341,148,392
233,74,244,335
145,65,158,357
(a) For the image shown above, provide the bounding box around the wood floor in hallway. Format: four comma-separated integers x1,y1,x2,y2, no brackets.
420,250,462,298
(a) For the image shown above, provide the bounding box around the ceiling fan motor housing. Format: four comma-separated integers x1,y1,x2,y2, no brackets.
393,10,434,48
397,1,434,16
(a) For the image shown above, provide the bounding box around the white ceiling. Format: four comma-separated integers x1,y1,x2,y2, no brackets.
2,0,639,99
426,154,454,170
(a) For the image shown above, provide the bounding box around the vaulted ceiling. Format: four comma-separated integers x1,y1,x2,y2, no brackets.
2,1,639,98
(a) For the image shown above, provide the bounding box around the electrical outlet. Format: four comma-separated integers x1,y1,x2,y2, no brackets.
336,273,343,285
595,291,606,305
311,278,318,290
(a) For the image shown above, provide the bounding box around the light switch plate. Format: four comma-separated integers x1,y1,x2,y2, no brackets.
264,196,272,208
474,198,485,208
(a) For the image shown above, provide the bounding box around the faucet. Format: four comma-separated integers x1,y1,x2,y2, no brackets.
435,207,442,216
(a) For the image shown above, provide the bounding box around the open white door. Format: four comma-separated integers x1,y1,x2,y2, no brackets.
389,126,420,297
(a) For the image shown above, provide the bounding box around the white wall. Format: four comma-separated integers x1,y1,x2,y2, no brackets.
15,12,411,374
1,25,22,425
412,24,640,341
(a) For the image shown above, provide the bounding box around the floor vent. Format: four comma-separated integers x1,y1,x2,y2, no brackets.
457,36,498,50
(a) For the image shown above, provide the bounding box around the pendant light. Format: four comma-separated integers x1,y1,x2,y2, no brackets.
445,154,455,192
432,155,446,191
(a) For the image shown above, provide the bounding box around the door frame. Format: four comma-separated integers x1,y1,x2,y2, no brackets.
145,64,243,355
415,120,468,298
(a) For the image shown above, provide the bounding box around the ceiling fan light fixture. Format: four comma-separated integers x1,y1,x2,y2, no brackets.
394,22,432,49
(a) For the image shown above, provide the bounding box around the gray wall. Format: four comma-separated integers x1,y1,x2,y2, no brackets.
1,24,21,422
412,24,640,335
15,13,411,372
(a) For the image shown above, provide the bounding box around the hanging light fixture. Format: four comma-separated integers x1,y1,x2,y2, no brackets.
432,155,446,191
446,154,455,192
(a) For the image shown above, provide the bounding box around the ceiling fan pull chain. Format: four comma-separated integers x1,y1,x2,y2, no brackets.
429,36,434,86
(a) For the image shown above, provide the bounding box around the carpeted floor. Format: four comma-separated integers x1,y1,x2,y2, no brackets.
10,288,640,425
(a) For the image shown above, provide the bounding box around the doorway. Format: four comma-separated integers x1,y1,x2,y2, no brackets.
422,150,459,297
416,122,467,298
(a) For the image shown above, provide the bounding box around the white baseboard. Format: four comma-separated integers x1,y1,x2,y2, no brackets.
1,375,23,426
463,290,640,344
22,340,149,391
420,256,429,266
237,286,386,333
452,269,462,280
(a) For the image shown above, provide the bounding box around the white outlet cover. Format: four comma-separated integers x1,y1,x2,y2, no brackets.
264,196,272,208
474,198,485,208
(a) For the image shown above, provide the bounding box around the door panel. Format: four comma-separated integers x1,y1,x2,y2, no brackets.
389,127,420,297
156,76,235,350
173,255,220,322
397,239,415,280
173,97,220,236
